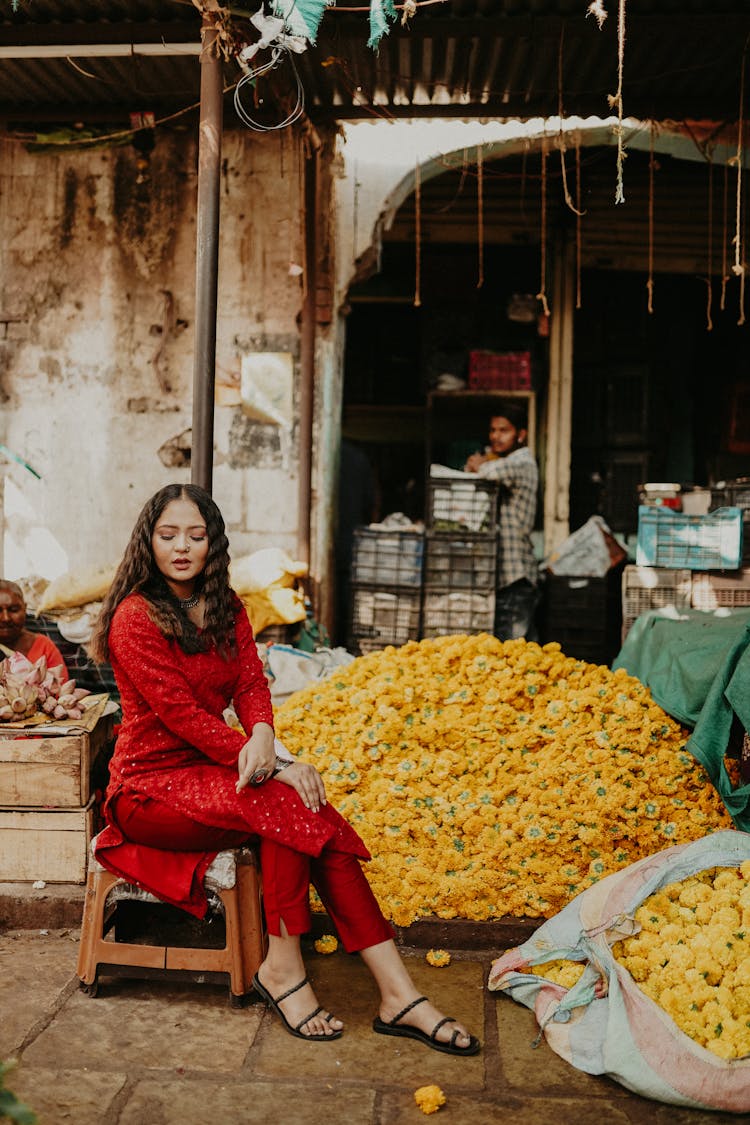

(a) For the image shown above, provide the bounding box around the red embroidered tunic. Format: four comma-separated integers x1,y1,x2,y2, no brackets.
95,594,368,914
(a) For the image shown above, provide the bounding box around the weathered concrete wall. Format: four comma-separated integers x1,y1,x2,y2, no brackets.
0,128,306,580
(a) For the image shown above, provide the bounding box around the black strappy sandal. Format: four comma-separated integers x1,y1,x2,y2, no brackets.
252,973,343,1041
373,995,480,1056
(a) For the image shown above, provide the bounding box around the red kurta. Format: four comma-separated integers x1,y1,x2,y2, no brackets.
95,594,368,915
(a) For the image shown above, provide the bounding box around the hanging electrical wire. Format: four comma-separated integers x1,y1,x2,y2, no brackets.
233,44,305,132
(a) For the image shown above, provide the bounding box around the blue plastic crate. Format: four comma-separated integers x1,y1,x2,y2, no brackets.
635,506,744,570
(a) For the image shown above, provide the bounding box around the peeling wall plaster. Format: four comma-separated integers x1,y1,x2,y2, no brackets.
0,130,308,581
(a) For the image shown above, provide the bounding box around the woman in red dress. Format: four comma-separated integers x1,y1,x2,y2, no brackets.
91,483,479,1054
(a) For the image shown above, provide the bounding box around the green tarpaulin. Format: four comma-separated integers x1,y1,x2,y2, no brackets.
614,609,750,830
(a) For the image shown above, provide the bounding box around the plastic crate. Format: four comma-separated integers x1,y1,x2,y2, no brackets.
621,565,692,638
690,568,750,612
349,586,420,653
468,350,532,391
423,532,496,592
541,572,623,666
351,528,424,589
421,591,495,637
711,481,750,560
427,477,498,534
635,506,744,571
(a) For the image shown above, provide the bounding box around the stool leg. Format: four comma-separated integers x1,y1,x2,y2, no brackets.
218,886,247,1002
237,862,267,989
76,868,120,988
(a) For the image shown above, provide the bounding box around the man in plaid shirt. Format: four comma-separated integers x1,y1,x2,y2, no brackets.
465,404,539,639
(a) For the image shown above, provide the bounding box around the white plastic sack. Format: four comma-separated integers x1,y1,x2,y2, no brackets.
266,644,355,705
488,831,750,1111
545,515,623,578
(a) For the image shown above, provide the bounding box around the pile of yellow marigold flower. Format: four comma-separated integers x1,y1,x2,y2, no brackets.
613,863,750,1059
274,635,733,926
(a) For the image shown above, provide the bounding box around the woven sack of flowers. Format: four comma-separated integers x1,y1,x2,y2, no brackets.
488,830,750,1111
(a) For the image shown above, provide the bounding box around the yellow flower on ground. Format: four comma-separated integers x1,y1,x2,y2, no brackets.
414,1085,446,1115
313,934,338,954
426,949,452,967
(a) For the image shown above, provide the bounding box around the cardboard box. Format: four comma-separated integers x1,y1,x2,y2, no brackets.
0,716,113,808
0,798,95,883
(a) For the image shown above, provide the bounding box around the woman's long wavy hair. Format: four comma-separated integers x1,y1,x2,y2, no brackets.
91,484,236,663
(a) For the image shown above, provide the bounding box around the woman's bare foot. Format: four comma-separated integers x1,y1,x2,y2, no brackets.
255,961,344,1038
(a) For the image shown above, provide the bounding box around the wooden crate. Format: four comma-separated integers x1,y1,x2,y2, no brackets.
0,716,113,808
0,798,95,883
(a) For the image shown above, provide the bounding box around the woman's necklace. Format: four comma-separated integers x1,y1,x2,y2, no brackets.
178,592,201,610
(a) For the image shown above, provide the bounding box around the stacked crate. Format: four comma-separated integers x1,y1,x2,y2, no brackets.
621,565,693,640
710,479,750,562
542,569,624,665
348,528,424,654
421,476,498,638
620,504,748,641
0,714,114,883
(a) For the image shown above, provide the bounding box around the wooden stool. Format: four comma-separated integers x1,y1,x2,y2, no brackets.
76,842,266,1006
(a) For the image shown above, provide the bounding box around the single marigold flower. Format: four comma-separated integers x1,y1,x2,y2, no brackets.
426,949,451,967
414,1085,446,1115
314,934,338,954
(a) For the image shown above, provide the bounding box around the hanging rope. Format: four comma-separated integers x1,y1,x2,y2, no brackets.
558,25,585,217
721,158,730,311
740,142,748,326
576,140,583,309
706,153,714,331
731,38,747,281
607,0,628,204
477,143,484,289
414,159,422,308
646,121,655,314
536,142,550,317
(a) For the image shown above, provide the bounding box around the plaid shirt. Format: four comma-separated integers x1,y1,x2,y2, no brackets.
477,447,539,588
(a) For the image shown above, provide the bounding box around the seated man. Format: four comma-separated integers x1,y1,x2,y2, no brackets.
0,579,68,677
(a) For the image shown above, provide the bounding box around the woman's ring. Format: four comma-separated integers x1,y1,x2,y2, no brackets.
250,769,267,786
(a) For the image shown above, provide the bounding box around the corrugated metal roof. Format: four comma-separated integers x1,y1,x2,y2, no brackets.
1,1,748,124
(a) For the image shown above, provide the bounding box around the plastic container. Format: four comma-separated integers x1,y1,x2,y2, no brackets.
421,590,495,637
542,571,623,665
427,477,498,535
350,528,424,589
690,568,750,612
710,480,750,560
635,506,744,571
349,586,421,653
423,532,497,592
468,350,532,391
621,565,693,638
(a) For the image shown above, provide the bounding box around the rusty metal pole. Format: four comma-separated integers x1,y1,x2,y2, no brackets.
297,144,318,566
191,11,223,495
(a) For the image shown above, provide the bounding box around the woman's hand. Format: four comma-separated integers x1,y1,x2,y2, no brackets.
236,722,276,793
275,761,327,813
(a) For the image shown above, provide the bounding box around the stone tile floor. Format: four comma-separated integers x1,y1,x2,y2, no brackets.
0,927,744,1125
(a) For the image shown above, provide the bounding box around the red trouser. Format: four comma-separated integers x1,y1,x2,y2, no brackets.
109,789,393,953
